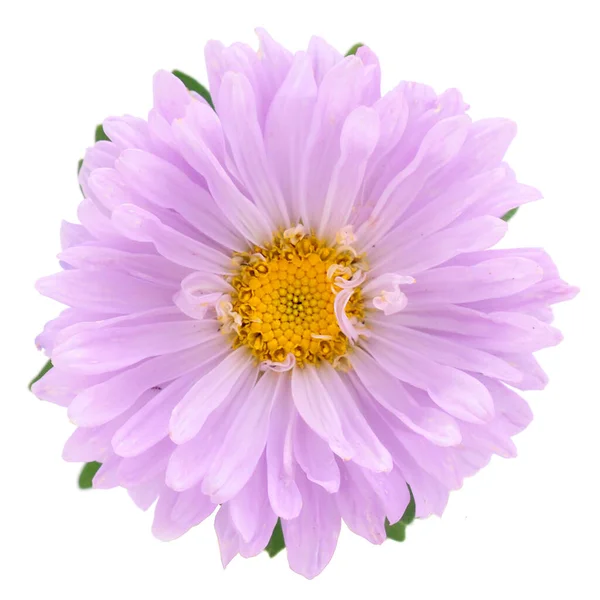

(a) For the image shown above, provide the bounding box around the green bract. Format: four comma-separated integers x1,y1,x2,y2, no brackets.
78,462,102,490
29,360,53,391
172,70,215,110
345,43,364,56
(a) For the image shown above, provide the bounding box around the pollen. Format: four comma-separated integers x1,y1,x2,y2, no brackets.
223,227,365,367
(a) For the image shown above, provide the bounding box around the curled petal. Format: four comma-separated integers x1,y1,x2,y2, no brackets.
333,289,361,343
260,353,296,372
174,272,231,320
373,288,408,315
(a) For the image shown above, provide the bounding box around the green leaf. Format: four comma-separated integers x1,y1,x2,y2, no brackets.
78,461,102,489
345,43,364,56
386,486,416,542
264,519,285,557
28,359,53,391
501,207,519,222
95,124,110,142
172,69,215,110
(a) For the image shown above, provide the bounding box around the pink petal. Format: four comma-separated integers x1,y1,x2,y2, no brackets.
349,347,461,446
153,70,192,123
173,109,274,244
62,392,149,463
266,380,302,519
53,320,220,375
389,167,507,245
298,56,375,229
362,465,411,525
358,115,471,249
293,415,340,493
67,344,216,426
336,462,387,544
169,347,254,444
36,269,173,315
92,455,122,489
406,257,544,304
201,371,279,502
32,367,107,408
355,45,381,104
306,36,343,84
291,366,353,460
317,363,392,472
116,149,244,250
228,457,271,543
282,472,341,579
127,476,163,511
60,221,91,250
117,438,173,487
374,216,508,275
317,106,380,238
366,338,495,424
170,483,216,525
165,369,255,491
111,203,230,273
114,369,232,460
371,320,523,383
213,504,241,567
217,72,289,227
102,116,152,151
58,245,187,288
264,51,317,222
152,487,201,542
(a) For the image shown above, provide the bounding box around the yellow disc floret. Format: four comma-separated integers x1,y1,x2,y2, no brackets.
222,226,365,368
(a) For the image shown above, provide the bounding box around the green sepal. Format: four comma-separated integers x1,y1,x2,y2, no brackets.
77,158,84,195
264,519,285,558
28,359,53,391
385,486,416,542
385,519,407,541
172,69,215,110
95,124,110,142
501,207,519,222
78,461,102,489
345,43,364,56
400,486,416,525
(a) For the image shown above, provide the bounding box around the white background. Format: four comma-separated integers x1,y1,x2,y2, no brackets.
1,1,598,598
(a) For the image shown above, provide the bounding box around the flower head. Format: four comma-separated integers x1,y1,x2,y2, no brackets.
33,29,577,578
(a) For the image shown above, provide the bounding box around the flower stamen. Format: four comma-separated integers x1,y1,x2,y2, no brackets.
225,228,366,367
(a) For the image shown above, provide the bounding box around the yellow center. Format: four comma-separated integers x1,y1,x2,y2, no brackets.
225,229,365,367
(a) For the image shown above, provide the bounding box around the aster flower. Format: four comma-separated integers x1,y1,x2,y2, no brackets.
33,29,577,578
